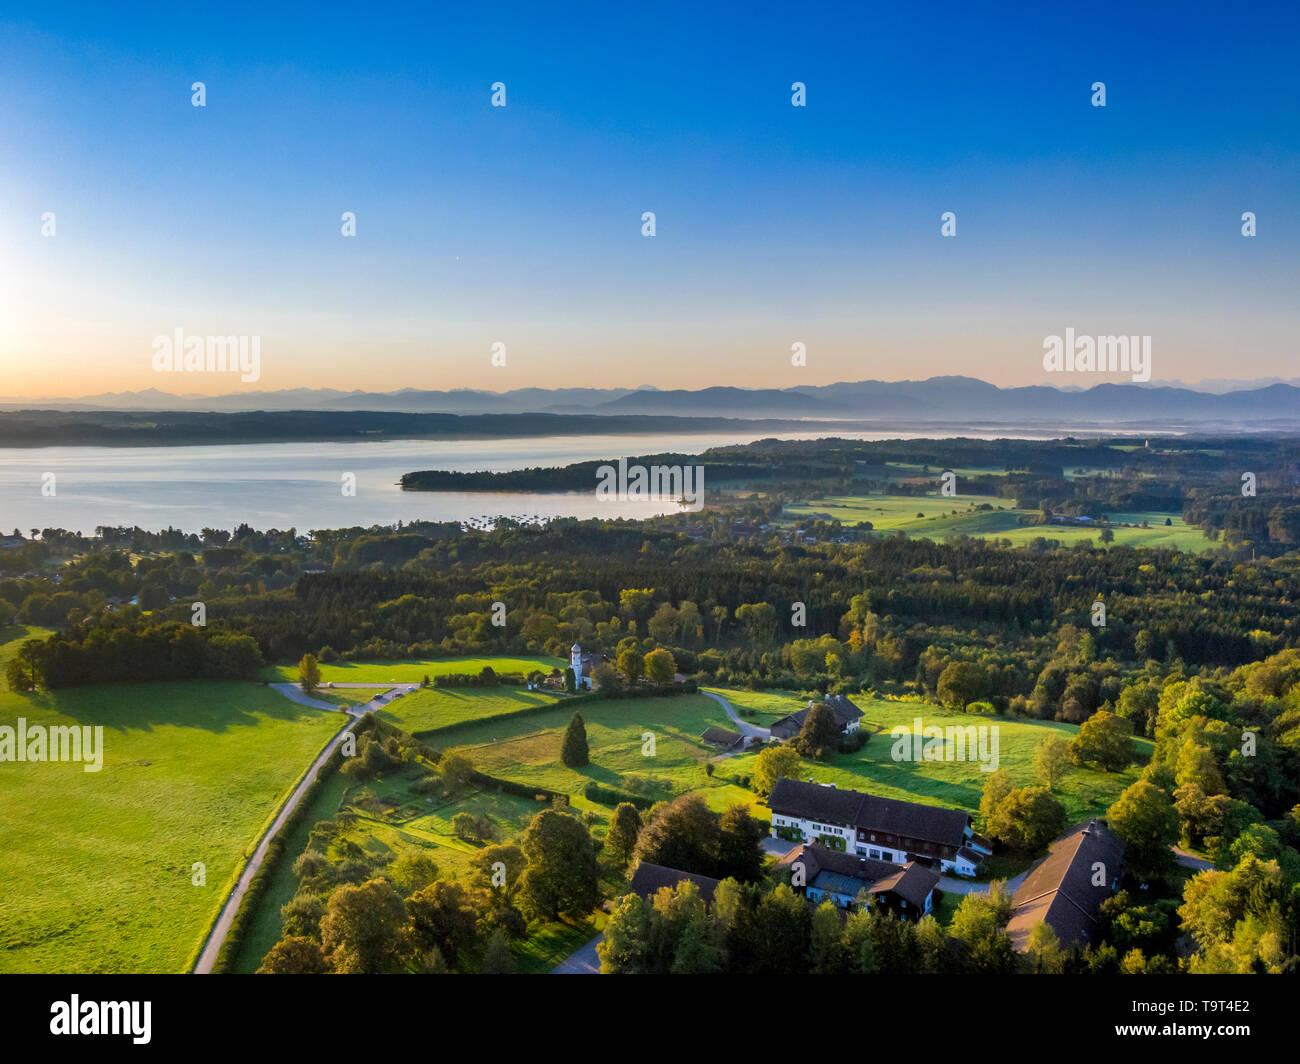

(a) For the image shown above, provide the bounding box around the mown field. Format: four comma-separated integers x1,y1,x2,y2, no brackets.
0,625,53,668
785,494,1213,552
724,694,1154,826
0,672,342,973
377,685,561,734
258,655,563,685
434,693,752,802
310,687,391,708
423,686,1149,828
710,688,810,727
230,771,563,971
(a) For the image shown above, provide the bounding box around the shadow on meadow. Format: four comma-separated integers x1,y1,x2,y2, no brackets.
7,680,333,735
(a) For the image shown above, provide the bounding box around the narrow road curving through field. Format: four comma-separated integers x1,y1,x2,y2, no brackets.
702,689,770,741
191,681,415,973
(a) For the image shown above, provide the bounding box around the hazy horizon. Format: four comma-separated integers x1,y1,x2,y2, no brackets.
4,373,1300,405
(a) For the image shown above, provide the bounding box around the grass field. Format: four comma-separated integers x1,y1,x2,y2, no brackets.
0,676,342,973
377,686,561,733
310,687,391,708
434,693,745,801
709,688,810,726
0,625,52,669
258,655,564,684
229,768,352,973
785,494,1213,552
724,694,1153,826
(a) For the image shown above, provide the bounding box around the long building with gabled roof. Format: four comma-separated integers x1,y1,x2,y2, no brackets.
767,776,991,877
1006,820,1125,951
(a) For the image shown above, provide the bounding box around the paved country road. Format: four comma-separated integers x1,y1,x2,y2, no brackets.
269,681,419,715
552,934,603,974
702,689,771,741
1173,846,1214,873
937,870,1031,896
191,682,414,973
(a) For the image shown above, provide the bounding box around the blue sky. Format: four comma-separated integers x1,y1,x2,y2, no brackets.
1,0,1297,395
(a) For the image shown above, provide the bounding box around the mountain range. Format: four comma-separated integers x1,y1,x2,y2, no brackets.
2,377,1297,426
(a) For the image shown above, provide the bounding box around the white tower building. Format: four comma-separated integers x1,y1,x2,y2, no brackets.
570,643,584,688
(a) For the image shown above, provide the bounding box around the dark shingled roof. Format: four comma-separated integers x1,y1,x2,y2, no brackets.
858,794,969,848
627,862,721,905
771,695,864,736
768,777,970,848
1007,821,1126,951
779,844,938,909
779,843,898,884
826,694,864,721
769,777,869,826
869,862,941,910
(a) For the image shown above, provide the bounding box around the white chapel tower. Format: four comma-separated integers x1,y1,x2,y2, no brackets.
570,643,584,688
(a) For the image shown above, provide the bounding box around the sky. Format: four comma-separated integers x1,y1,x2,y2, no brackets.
1,0,1297,397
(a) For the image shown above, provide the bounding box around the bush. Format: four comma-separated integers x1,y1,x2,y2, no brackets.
598,681,698,700
583,781,655,810
434,671,525,688
838,729,870,754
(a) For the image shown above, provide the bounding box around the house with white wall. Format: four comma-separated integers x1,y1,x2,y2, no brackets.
779,842,941,920
768,777,991,876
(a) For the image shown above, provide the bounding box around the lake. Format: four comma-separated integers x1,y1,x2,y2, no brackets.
0,427,1075,535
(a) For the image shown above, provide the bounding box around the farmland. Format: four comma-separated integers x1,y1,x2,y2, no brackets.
377,685,561,734
432,693,743,799
785,493,1214,552
258,655,563,685
725,693,1153,826
0,674,342,973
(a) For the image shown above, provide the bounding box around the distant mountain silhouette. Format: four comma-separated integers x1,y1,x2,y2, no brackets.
3,376,1297,426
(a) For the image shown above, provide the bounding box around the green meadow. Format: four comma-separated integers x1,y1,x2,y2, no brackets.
258,655,564,685
709,688,811,726
310,687,391,708
0,678,342,973
434,693,744,801
725,694,1153,826
786,493,1213,552
377,685,561,734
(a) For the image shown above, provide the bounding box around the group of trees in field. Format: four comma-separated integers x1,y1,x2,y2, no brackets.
259,802,604,975
10,621,262,688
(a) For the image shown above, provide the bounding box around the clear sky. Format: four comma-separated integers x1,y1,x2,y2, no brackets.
1,1,1297,397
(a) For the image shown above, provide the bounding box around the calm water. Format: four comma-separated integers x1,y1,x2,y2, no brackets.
0,427,1071,535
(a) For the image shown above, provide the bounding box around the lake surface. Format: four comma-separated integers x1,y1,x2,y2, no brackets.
0,427,1079,535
